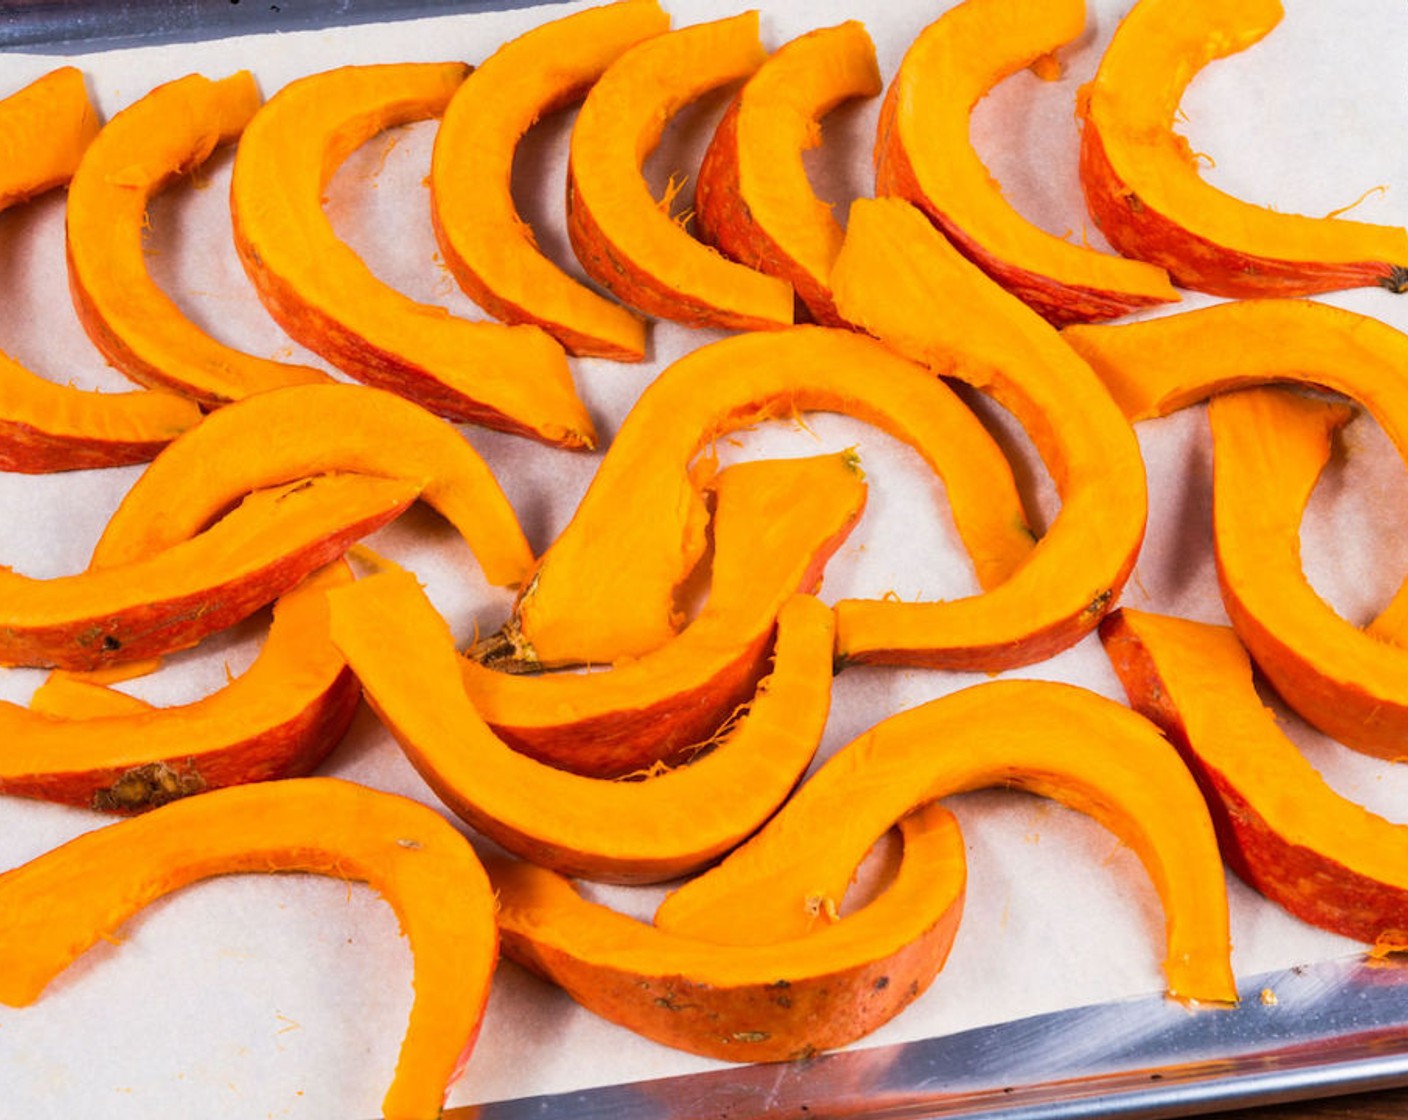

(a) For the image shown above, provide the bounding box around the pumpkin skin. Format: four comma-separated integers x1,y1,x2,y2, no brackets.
1103,606,1408,951
0,776,498,1120
829,197,1146,669
0,563,361,814
1078,0,1408,298
329,566,835,885
874,0,1178,325
490,802,965,1062
0,68,202,472
694,20,881,327
566,11,796,331
230,62,595,448
462,452,866,778
66,71,328,405
657,677,1237,1006
430,0,667,360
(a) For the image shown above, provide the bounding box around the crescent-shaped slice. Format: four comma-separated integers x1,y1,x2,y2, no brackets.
463,452,865,778
66,71,329,404
1079,0,1408,297
694,20,881,327
487,325,1036,670
490,803,964,1062
0,472,418,670
230,63,595,448
429,0,667,359
874,0,1178,324
567,12,795,330
0,69,203,472
829,197,1147,668
329,565,835,885
0,776,498,1120
0,563,361,813
1103,606,1408,950
656,678,1237,1006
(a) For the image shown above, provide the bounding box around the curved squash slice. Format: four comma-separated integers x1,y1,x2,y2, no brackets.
0,563,360,813
0,473,418,670
0,67,98,207
87,382,533,587
695,21,881,327
430,0,666,359
1103,606,1408,950
874,0,1178,324
829,197,1146,668
656,677,1237,1005
0,70,202,472
328,565,835,885
0,776,498,1120
488,325,1036,669
230,63,595,448
490,802,964,1062
567,12,795,330
463,452,865,778
1079,0,1408,298
66,71,328,405
1209,386,1408,759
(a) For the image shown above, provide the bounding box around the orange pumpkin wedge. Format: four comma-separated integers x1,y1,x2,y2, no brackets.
230,63,595,448
1103,606,1408,951
487,325,1035,670
84,382,532,587
66,71,328,405
1208,386,1408,760
489,802,964,1062
566,12,796,330
874,0,1178,325
694,20,881,327
829,196,1146,668
330,566,834,884
0,563,360,813
1078,0,1408,298
0,70,203,472
656,678,1237,1006
429,0,667,360
0,67,98,207
0,473,418,670
463,452,865,778
0,776,497,1120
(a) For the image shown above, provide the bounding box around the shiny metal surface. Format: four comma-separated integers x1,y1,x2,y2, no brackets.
449,954,1408,1119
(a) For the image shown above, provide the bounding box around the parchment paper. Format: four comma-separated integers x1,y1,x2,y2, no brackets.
2,0,1408,1116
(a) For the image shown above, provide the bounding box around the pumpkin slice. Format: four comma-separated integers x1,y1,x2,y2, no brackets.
230,63,594,448
1208,386,1408,760
656,677,1237,1006
486,325,1036,669
490,802,964,1062
66,71,328,405
463,452,865,778
1103,606,1408,950
874,0,1178,325
84,382,532,587
28,673,157,719
0,67,98,207
0,563,360,813
566,11,795,330
0,472,418,670
429,0,667,360
0,70,203,472
0,776,497,1120
1079,0,1408,297
329,565,835,885
694,21,881,327
828,196,1146,668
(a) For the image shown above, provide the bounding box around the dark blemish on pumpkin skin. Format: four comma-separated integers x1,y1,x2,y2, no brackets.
92,760,206,813
874,976,890,990
102,635,122,652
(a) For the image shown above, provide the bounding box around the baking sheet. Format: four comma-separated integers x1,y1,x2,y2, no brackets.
2,0,1408,1116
